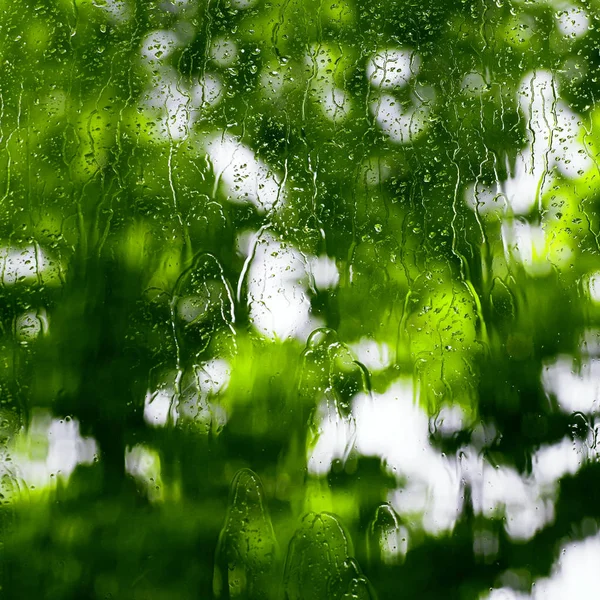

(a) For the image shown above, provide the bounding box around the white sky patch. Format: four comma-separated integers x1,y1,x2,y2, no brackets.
307,380,463,533
466,70,592,219
7,410,96,492
304,45,352,123
315,84,352,122
555,6,589,38
349,338,392,371
144,386,178,427
580,328,600,356
367,49,431,143
432,404,467,436
460,449,552,541
15,308,49,342
144,362,230,429
542,355,600,414
143,67,192,141
588,272,600,303
140,30,181,64
142,65,223,142
533,437,583,486
260,67,285,96
309,380,464,534
177,367,229,432
0,245,61,287
205,132,286,213
191,72,223,109
142,67,224,142
259,62,294,98
125,444,163,502
484,589,530,600
236,229,257,258
466,436,590,541
308,398,356,476
177,295,208,323
518,70,555,147
484,532,600,599
500,148,549,215
371,87,434,144
146,63,221,102
306,254,339,290
534,534,600,598
195,359,231,396
366,49,419,89
551,101,593,178
245,232,323,341
517,71,592,181
501,220,551,276
210,37,238,67
307,379,593,539
494,71,559,216
464,180,507,217
230,0,258,8
461,72,489,96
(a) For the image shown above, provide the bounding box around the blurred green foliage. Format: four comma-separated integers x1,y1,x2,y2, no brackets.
1,0,600,598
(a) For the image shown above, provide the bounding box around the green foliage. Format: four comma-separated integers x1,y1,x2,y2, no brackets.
1,0,600,598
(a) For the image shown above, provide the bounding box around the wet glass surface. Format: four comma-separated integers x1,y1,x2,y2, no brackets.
2,0,600,598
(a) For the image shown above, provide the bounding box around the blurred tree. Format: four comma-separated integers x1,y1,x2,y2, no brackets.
1,0,600,598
